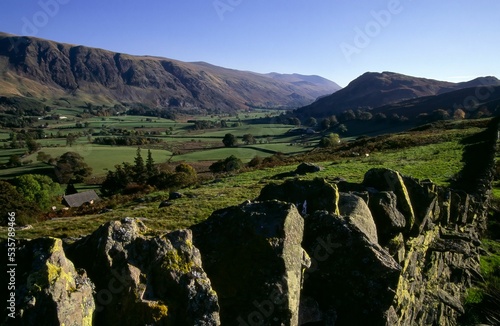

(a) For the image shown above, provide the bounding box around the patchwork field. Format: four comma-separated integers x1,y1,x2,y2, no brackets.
3,119,488,240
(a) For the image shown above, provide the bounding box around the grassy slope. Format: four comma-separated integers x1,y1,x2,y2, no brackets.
3,121,484,240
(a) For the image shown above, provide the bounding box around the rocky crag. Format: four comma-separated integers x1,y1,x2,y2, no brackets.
3,120,498,325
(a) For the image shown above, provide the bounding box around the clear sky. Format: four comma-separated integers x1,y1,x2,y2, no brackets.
1,0,499,87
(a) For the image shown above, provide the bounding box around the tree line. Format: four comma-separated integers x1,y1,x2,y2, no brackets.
101,148,197,196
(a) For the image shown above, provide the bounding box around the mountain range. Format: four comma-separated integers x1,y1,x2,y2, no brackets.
0,32,340,112
1,32,499,120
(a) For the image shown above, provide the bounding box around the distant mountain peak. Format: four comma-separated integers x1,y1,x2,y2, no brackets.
296,71,500,118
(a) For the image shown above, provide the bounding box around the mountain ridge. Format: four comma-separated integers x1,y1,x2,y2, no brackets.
295,71,500,118
0,32,340,112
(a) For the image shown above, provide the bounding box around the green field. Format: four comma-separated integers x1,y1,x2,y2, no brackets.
0,114,316,177
0,145,172,178
26,146,171,174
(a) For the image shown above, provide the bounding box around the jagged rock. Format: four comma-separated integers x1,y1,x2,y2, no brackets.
389,223,483,325
295,162,322,175
363,168,416,232
7,238,95,325
450,191,470,225
401,176,440,235
368,191,406,244
67,218,220,325
386,233,406,264
301,211,401,325
339,193,379,244
191,201,305,325
437,289,465,314
257,178,340,216
429,238,471,255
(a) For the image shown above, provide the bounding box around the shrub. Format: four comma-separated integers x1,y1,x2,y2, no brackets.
210,155,244,173
248,155,263,168
319,133,340,148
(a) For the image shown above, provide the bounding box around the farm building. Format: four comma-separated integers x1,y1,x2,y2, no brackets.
62,190,100,208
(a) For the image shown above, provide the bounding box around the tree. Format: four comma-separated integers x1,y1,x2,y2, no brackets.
374,113,387,121
329,115,338,125
432,109,450,121
101,164,133,196
37,151,53,164
171,163,197,188
66,133,77,147
133,147,147,184
319,133,340,148
289,117,301,127
454,108,466,120
337,124,348,134
146,149,157,179
8,155,22,167
306,117,317,127
13,174,61,211
210,155,244,173
0,181,40,226
26,137,41,153
242,134,256,145
320,118,331,130
340,110,356,122
222,133,237,147
358,111,373,121
55,152,92,184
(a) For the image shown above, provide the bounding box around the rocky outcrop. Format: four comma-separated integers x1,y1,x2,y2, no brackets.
66,218,220,325
257,177,340,216
4,237,95,325
253,160,493,325
190,201,306,325
363,168,417,232
301,211,401,325
338,192,379,244
368,191,406,244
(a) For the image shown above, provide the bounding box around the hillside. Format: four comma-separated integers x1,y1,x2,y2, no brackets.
0,32,339,112
295,71,500,118
373,85,500,119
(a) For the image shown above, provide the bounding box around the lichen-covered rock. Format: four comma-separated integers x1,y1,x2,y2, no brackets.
368,191,406,244
191,201,305,325
301,211,401,325
257,178,340,216
8,237,95,326
67,218,220,325
390,224,482,326
339,193,379,244
363,168,416,232
400,176,441,235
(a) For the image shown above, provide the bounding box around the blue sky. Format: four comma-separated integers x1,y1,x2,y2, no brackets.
1,0,499,87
